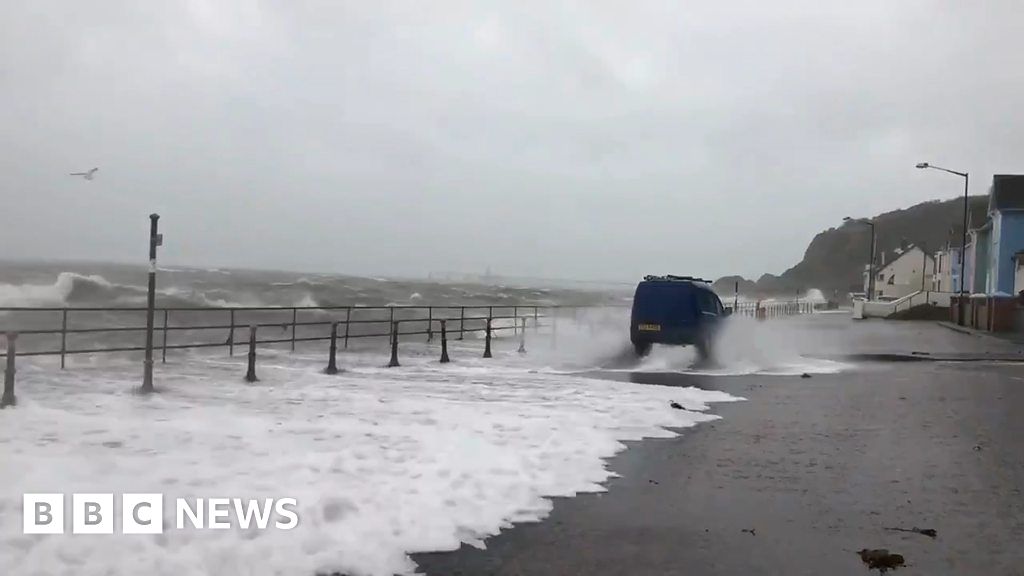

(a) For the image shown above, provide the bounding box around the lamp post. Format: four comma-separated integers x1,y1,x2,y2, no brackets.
916,162,969,294
844,216,876,300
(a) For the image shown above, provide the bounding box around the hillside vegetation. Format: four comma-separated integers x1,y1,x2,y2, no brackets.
713,196,989,300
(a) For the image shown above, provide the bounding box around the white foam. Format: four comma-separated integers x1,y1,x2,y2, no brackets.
0,272,118,307
513,308,852,376
0,336,737,576
293,293,319,308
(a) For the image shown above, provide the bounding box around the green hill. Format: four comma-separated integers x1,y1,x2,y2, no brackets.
713,195,989,300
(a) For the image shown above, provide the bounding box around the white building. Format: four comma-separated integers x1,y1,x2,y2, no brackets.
862,244,935,300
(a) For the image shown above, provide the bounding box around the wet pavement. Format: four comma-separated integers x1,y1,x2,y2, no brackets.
415,317,1024,575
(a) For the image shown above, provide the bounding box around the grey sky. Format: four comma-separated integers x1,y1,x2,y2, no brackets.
2,1,1022,282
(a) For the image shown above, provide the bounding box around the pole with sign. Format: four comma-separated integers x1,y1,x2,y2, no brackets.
141,214,162,393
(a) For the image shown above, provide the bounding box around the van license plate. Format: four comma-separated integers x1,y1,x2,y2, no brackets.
638,323,661,331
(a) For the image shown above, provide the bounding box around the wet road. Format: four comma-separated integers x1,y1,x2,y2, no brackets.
415,320,1024,575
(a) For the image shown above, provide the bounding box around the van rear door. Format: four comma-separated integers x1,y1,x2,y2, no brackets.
631,282,696,330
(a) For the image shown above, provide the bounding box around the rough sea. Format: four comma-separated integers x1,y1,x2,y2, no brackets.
0,260,631,356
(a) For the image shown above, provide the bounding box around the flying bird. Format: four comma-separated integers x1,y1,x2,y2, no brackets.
70,168,99,180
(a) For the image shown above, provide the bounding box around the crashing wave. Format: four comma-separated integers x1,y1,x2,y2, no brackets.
0,272,132,307
293,294,319,308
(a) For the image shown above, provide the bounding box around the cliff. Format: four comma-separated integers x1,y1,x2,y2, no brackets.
714,195,989,300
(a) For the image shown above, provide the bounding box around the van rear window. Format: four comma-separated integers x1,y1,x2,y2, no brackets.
633,282,696,323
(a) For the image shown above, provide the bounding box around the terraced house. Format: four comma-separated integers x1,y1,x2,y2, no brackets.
964,175,1024,295
862,243,934,301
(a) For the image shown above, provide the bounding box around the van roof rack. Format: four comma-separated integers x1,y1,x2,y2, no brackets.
643,274,712,284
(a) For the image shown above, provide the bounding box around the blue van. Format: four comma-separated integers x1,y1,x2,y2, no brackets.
629,275,728,358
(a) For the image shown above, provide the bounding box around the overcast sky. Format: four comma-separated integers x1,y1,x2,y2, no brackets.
1,1,1022,281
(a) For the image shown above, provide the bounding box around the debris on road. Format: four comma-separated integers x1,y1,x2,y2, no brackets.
801,373,812,378
670,401,687,410
885,526,937,538
741,528,756,536
857,549,905,573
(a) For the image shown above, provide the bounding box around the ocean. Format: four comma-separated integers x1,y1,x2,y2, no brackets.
0,260,631,310
0,260,632,357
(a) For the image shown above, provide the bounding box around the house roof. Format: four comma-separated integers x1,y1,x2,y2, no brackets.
988,174,1024,212
871,243,933,274
862,244,929,276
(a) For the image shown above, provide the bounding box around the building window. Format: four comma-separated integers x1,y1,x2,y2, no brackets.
887,276,895,285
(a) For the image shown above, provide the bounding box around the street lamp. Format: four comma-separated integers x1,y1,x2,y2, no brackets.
916,162,969,295
844,216,876,300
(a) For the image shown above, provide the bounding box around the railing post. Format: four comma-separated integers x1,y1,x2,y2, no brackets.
513,306,518,335
1,333,16,408
290,308,297,352
458,307,465,340
60,309,68,370
325,322,340,375
245,325,258,382
142,213,160,395
162,309,169,364
427,307,433,342
440,319,450,363
552,308,558,349
534,307,539,333
388,321,401,367
483,317,493,358
518,317,526,354
229,309,235,357
344,307,351,349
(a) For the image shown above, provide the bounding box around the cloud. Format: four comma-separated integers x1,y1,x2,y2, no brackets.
1,0,1022,282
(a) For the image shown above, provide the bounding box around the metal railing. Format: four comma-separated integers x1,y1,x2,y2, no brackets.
726,300,819,319
0,304,591,364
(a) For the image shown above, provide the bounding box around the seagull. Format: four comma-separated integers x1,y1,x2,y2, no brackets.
70,167,99,180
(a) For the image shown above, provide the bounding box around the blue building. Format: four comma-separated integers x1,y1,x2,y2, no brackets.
964,175,1024,294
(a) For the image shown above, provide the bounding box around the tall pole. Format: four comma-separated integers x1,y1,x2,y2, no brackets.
141,213,160,394
868,222,876,301
921,244,927,292
916,163,969,294
960,173,969,294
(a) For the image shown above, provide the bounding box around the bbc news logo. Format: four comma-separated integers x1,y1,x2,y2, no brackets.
23,494,299,534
